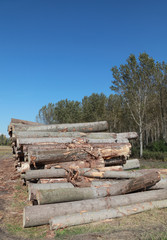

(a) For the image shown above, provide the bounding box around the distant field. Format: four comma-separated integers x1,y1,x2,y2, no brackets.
0,146,12,156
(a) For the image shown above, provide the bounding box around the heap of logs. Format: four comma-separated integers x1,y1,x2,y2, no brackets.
8,118,167,230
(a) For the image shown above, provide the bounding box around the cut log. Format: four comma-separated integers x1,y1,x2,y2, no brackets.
150,178,167,190
39,178,68,184
79,168,143,179
14,121,109,133
123,159,140,170
28,143,131,165
105,158,126,166
23,189,167,227
35,171,160,204
21,169,67,180
86,132,138,140
12,131,137,139
10,118,42,126
45,158,105,169
12,131,86,139
21,168,151,182
17,137,130,146
50,199,167,230
28,182,74,201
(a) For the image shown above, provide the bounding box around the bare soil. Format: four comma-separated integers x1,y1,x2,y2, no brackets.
0,152,167,240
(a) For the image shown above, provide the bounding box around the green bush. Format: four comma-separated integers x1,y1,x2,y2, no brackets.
147,140,167,152
142,150,167,161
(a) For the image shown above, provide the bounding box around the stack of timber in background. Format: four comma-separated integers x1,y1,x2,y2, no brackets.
8,118,167,230
9,118,138,174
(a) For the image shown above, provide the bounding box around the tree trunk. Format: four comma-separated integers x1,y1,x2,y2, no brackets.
50,199,167,230
23,189,167,227
139,122,143,158
35,171,160,204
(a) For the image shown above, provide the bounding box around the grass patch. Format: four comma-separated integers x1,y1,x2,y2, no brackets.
0,146,12,156
2,180,49,239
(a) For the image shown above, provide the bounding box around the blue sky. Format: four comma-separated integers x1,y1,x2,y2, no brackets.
0,0,167,134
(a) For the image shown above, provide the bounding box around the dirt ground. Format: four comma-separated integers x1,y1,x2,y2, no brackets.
0,151,167,240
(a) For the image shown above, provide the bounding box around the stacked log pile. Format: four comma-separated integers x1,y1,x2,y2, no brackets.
8,118,167,230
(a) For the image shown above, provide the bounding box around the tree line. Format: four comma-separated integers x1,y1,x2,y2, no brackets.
0,134,10,146
36,53,167,157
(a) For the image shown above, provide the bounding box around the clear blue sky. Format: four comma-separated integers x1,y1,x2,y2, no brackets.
0,0,167,135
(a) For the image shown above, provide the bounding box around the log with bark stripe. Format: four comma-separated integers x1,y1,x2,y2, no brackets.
23,189,167,227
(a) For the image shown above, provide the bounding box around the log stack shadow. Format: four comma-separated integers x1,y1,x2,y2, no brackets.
8,118,167,230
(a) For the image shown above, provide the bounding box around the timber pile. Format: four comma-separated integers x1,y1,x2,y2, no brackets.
7,118,167,230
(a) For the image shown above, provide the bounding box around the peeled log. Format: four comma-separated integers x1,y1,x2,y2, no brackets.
35,171,160,204
28,182,74,201
50,199,167,230
23,189,167,227
14,121,108,133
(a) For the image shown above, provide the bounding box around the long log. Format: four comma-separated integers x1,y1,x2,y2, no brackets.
13,131,137,140
86,132,138,140
28,182,74,201
17,137,130,147
21,168,143,181
28,143,131,165
50,199,167,230
23,189,167,227
35,171,160,204
12,131,86,139
13,121,109,133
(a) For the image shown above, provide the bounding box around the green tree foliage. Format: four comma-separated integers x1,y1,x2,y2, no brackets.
0,134,10,145
82,93,107,122
36,103,56,124
36,53,167,158
54,99,82,123
37,99,82,124
111,53,156,157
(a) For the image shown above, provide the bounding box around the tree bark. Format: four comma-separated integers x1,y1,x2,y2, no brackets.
50,199,167,230
23,189,167,227
35,171,160,204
